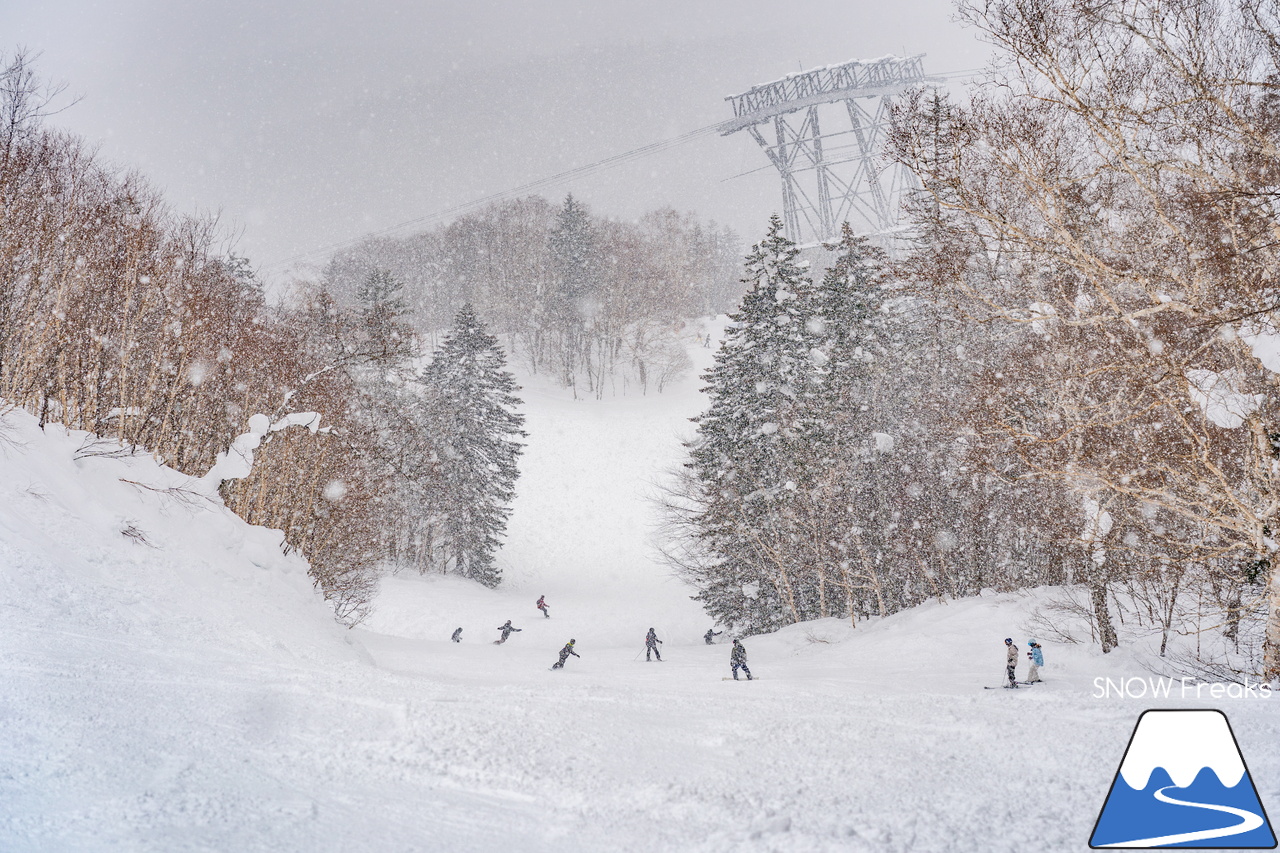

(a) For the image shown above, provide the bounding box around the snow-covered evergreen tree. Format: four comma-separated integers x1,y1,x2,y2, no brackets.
356,268,413,365
686,215,825,632
420,304,527,587
546,194,597,387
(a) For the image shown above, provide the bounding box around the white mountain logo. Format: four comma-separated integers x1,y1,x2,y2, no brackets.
1090,709,1276,849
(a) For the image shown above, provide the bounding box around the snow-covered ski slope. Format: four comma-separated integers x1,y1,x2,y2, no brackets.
2,323,1278,852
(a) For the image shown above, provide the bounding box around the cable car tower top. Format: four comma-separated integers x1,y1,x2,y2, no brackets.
722,54,937,248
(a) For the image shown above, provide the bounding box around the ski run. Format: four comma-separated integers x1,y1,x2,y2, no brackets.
2,328,1277,853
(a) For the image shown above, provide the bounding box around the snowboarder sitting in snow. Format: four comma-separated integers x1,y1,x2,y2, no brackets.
1004,638,1019,688
495,620,522,644
704,628,722,645
552,639,579,669
537,595,550,618
645,627,663,661
730,639,752,680
451,627,463,643
1027,640,1044,683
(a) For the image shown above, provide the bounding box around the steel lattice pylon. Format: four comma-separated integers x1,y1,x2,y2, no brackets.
722,55,937,248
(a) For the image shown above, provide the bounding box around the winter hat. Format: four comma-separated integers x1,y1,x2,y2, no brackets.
1004,637,1013,644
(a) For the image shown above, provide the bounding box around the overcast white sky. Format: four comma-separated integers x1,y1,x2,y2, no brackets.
3,1,987,285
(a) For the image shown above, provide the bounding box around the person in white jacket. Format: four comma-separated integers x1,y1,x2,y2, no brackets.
1004,638,1019,688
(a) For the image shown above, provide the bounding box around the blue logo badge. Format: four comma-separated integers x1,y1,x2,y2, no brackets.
1090,709,1276,848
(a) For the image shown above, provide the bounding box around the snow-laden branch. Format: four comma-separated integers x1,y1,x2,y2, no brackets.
200,412,323,494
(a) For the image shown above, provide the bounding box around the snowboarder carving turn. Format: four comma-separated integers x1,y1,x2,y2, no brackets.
1027,640,1043,683
730,639,752,680
536,595,550,618
451,627,463,643
1004,638,1019,688
495,620,522,645
645,628,663,661
704,628,722,645
551,639,579,670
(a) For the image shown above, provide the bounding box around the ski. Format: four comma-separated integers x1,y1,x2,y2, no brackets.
721,677,758,681
984,685,1022,690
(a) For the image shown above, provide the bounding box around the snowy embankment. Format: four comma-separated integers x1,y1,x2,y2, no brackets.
2,323,1278,852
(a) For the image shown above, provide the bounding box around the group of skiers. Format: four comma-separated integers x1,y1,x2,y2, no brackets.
458,601,1036,687
1002,637,1045,688
448,598,747,677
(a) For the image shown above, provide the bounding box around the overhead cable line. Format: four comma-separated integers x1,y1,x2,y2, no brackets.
261,66,983,273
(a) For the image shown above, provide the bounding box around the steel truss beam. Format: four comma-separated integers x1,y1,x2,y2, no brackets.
722,55,937,247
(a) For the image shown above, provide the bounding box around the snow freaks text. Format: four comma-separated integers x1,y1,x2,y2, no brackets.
1092,677,1273,701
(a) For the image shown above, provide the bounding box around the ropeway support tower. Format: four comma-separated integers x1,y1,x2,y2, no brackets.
722,55,937,248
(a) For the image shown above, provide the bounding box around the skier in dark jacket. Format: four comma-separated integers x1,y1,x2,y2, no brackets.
495,620,522,644
551,639,579,669
536,595,550,618
645,627,663,661
704,628,722,645
451,627,463,643
730,639,752,680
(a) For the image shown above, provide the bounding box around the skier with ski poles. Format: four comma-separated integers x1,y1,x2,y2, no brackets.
730,639,752,680
645,628,663,661
536,595,550,619
495,620,522,644
1004,638,1019,688
1027,640,1044,683
551,639,579,670
451,627,463,643
704,628,722,645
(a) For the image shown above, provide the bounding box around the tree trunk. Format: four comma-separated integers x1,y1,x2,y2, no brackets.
1089,569,1119,653
1266,560,1280,681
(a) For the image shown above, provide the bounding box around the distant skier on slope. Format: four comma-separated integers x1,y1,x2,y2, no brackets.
495,620,522,644
1004,638,1019,688
645,628,663,661
451,627,463,643
551,639,579,670
730,639,752,680
1027,640,1044,683
536,595,550,619
704,628,722,645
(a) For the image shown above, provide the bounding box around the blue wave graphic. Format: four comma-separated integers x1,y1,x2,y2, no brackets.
1092,766,1276,848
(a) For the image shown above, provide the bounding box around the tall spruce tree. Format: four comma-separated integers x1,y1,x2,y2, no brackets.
421,304,527,587
686,215,825,632
546,194,597,387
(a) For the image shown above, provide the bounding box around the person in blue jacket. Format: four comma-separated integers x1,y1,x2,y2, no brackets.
1027,639,1044,683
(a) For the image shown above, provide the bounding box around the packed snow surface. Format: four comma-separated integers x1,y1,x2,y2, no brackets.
2,322,1277,852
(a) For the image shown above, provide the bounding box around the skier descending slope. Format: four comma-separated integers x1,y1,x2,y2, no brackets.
730,639,752,680
1026,640,1043,683
645,628,663,661
495,620,522,645
551,639,579,670
1004,638,1019,688
704,628,722,645
451,627,463,643
536,595,550,618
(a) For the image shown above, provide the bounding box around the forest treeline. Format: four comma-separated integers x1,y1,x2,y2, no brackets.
0,51,531,621
666,0,1280,682
319,195,742,397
